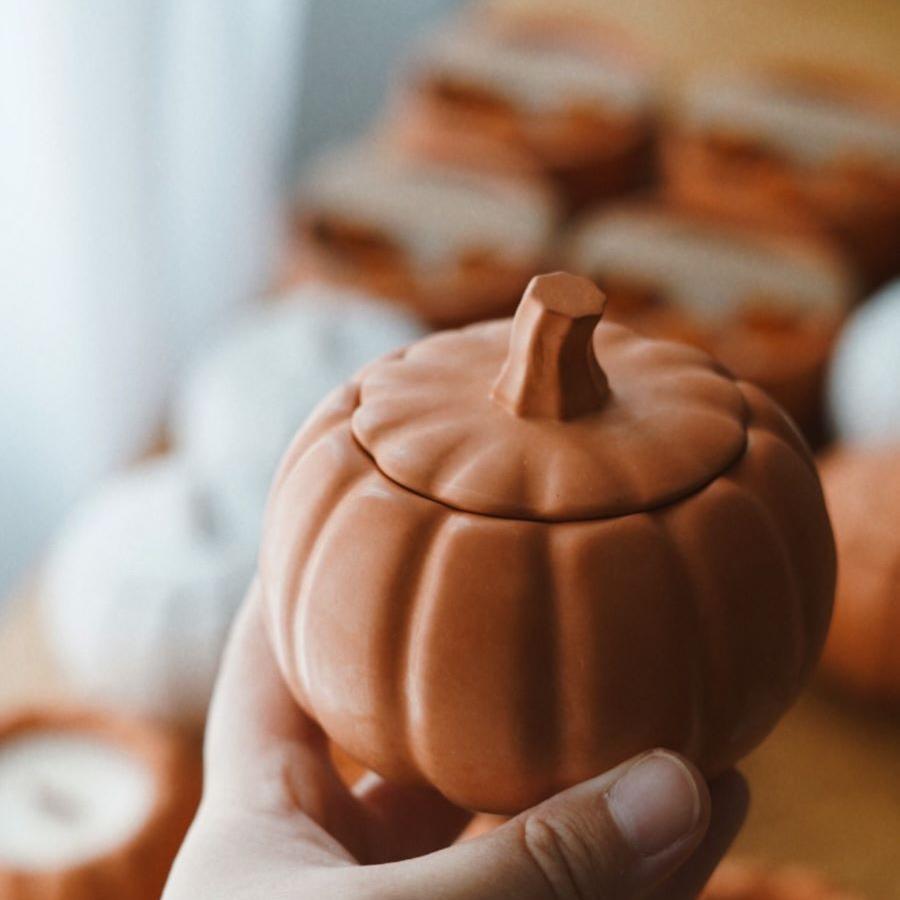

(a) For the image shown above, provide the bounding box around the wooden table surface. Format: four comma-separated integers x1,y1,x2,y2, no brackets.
2,586,899,898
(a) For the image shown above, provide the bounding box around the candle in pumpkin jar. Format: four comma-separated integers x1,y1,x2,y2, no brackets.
0,731,155,869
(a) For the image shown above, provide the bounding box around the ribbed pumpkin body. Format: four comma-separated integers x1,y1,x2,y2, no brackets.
261,289,834,812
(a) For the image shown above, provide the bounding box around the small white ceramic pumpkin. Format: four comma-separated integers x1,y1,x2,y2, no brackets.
828,279,900,444
41,458,256,729
172,284,426,539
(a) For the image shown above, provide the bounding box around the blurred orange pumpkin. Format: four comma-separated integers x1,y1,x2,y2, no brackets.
390,7,658,213
819,446,900,704
563,201,855,443
261,273,835,813
664,66,900,289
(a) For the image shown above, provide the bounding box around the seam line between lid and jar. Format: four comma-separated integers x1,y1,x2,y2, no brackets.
342,390,751,525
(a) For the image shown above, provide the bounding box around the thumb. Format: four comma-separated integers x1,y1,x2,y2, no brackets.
382,750,710,900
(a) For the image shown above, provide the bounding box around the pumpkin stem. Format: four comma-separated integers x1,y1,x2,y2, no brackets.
491,272,610,420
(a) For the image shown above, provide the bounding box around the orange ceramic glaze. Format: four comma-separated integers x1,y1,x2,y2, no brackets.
390,8,658,213
702,859,861,899
0,708,200,900
819,446,900,705
665,66,900,289
261,273,835,814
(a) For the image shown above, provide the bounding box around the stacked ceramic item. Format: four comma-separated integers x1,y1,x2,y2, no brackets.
388,6,659,212
563,201,856,440
285,142,558,328
0,709,199,900
664,66,900,290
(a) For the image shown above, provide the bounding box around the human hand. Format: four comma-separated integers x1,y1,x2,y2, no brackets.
164,581,748,899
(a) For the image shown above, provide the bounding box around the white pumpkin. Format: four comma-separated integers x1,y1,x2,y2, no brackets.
829,279,900,444
41,457,256,728
172,284,426,539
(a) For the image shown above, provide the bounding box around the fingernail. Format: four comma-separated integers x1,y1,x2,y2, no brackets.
607,752,702,857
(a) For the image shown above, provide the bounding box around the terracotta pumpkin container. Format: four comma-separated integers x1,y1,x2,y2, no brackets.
261,273,835,814
285,143,557,329
0,709,200,900
564,202,854,442
389,7,658,213
819,446,900,704
664,66,900,289
702,859,861,900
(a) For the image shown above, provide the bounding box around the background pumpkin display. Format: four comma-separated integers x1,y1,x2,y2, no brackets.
827,279,900,445
41,458,256,729
562,201,854,440
260,273,835,814
173,284,426,541
285,143,558,328
818,446,900,705
0,708,199,900
389,5,659,212
664,66,900,289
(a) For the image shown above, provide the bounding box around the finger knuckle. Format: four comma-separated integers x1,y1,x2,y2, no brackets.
520,810,621,900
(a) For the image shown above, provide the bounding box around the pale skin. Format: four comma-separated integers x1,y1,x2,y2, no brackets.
165,581,748,899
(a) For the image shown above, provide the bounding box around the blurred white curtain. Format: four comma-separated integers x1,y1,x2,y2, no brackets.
0,0,458,598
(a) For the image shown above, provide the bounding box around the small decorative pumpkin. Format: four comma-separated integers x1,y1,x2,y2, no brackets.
174,285,426,539
390,7,658,212
261,272,835,814
285,143,557,328
0,708,199,900
564,202,854,440
42,458,256,728
664,66,900,288
818,446,900,704
702,859,861,900
828,279,900,445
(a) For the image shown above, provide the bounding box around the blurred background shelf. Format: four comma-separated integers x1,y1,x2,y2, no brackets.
509,0,900,89
2,584,899,898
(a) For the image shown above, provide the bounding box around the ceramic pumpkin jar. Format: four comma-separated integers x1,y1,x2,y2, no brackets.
388,7,658,213
41,457,256,729
173,285,426,542
818,446,900,704
828,279,900,445
0,708,200,900
285,142,558,328
260,272,835,814
664,66,900,289
563,201,855,442
702,859,861,900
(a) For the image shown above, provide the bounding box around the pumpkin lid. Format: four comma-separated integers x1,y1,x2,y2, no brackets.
352,272,749,521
